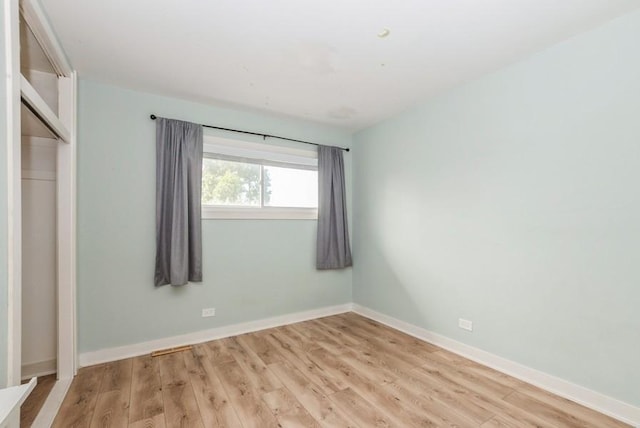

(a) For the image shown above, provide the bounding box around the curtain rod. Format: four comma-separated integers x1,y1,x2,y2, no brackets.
149,114,350,152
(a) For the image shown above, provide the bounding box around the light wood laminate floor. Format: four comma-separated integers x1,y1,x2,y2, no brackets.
52,313,630,427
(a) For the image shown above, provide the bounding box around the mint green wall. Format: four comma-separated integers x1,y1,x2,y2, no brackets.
0,2,8,387
354,10,640,407
77,80,352,354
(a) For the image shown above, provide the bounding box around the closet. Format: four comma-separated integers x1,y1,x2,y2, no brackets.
1,0,77,425
20,14,59,382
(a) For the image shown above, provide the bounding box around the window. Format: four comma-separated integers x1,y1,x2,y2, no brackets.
201,135,318,219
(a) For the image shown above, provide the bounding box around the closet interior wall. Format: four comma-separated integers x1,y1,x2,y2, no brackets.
19,13,58,380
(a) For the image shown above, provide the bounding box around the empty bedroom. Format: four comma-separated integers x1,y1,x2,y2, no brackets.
0,0,639,427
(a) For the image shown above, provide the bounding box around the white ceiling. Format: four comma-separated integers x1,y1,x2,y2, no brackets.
40,0,639,131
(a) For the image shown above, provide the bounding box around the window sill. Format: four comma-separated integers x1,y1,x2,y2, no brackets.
202,206,318,220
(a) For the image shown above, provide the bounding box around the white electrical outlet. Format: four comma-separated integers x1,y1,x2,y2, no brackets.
201,308,216,317
458,318,473,331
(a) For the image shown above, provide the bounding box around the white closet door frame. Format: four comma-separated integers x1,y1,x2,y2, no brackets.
18,0,71,76
5,0,77,387
56,72,77,379
5,0,22,388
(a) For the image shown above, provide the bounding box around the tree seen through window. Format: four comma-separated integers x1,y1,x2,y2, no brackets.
202,158,271,206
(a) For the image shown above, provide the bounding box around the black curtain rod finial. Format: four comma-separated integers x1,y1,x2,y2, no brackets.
150,114,157,120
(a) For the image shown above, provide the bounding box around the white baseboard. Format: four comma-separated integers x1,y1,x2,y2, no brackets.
31,377,72,428
21,359,56,380
352,304,640,427
79,303,353,367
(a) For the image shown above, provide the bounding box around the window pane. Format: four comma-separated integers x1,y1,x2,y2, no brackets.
202,158,261,206
264,165,317,208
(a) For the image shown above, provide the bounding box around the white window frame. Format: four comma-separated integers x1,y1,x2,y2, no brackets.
202,135,318,220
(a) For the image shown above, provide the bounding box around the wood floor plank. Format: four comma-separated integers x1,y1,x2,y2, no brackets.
310,347,440,427
325,327,551,428
215,361,279,428
319,316,437,369
332,313,429,353
429,350,527,390
389,371,494,426
346,340,417,380
275,324,324,353
516,383,631,428
288,320,339,344
420,355,515,399
503,390,611,428
310,316,362,346
157,352,204,428
205,338,236,366
183,345,242,427
268,360,358,428
335,347,397,385
90,358,133,427
291,321,352,355
221,336,282,393
338,313,440,354
129,355,164,424
402,358,548,427
263,329,346,395
262,387,321,427
480,415,521,427
53,364,106,428
99,358,133,393
329,387,393,428
416,366,554,427
384,380,478,427
90,391,130,428
236,332,284,365
311,317,365,348
128,413,166,428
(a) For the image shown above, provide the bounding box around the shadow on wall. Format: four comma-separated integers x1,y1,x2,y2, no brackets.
353,235,438,330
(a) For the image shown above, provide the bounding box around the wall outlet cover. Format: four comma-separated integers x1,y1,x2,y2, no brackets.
202,308,216,317
458,318,473,331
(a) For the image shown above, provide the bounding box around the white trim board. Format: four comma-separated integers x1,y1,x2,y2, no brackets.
56,72,78,379
21,169,55,181
79,303,353,367
20,75,70,142
31,377,72,428
21,136,57,148
6,0,23,388
21,359,56,380
19,0,73,76
352,304,640,427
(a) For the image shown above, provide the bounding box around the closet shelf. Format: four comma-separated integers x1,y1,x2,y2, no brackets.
20,74,70,142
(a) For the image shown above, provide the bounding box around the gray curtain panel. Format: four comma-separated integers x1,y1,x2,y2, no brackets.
316,145,352,269
154,118,203,286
